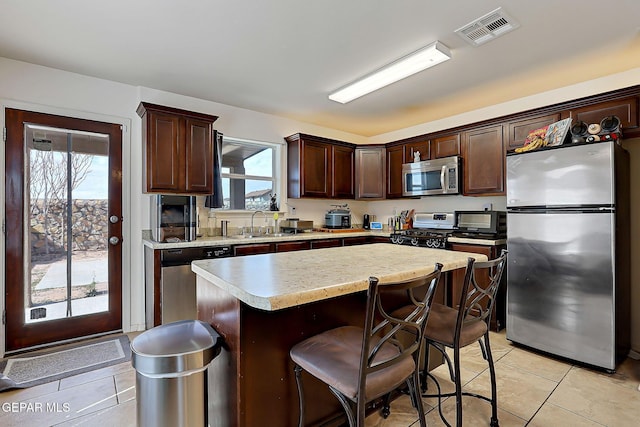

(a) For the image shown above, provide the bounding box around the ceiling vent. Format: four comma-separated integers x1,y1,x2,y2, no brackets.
455,7,520,46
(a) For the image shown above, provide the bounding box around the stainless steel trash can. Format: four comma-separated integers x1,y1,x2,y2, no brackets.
131,320,222,427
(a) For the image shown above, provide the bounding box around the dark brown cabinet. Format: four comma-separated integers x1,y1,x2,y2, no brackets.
137,102,218,194
234,243,274,256
506,113,561,151
449,242,507,332
564,96,639,134
462,125,505,196
404,140,430,163
311,238,343,249
386,145,405,199
432,134,460,158
355,146,386,199
276,241,311,252
332,144,356,198
286,133,355,199
342,236,369,246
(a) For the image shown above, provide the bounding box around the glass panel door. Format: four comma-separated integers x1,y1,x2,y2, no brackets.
4,108,123,353
26,125,110,323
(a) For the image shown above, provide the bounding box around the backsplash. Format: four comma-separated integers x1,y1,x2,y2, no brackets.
195,195,507,235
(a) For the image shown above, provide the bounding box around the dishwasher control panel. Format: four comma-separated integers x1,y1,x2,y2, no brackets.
161,246,232,266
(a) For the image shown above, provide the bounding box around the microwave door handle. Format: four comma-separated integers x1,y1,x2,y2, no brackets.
440,165,447,191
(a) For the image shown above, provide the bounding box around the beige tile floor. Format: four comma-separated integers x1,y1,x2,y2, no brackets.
0,330,638,426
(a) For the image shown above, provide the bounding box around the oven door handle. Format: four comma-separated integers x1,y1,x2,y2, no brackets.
440,165,447,191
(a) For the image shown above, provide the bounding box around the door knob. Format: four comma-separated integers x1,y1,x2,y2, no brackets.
109,236,120,245
109,215,120,224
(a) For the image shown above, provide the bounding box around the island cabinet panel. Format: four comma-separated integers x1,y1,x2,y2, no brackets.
355,146,386,199
432,133,460,158
462,124,505,196
137,102,218,194
196,269,446,426
506,113,561,151
564,95,639,135
386,145,405,198
404,140,430,163
285,133,355,199
449,242,507,332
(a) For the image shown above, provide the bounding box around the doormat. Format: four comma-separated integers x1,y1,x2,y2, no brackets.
0,335,130,392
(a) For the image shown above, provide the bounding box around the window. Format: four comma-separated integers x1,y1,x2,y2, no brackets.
220,137,280,210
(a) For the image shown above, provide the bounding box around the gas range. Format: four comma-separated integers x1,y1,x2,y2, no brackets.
390,228,452,249
389,212,455,249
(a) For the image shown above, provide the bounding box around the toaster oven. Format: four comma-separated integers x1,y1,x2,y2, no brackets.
455,211,506,238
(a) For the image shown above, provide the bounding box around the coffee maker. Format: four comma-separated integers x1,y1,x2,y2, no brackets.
363,214,372,230
151,195,197,242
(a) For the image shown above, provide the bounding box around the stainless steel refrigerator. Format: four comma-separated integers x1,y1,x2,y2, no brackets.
505,140,630,370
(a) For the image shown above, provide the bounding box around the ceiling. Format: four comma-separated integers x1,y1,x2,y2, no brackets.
1,1,640,137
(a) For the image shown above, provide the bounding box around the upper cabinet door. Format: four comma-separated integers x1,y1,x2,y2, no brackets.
301,139,332,198
567,96,639,133
285,133,355,199
506,113,561,151
432,134,460,158
356,147,386,199
332,144,355,199
145,110,182,192
138,102,218,194
404,140,430,163
184,118,214,193
386,145,405,199
462,124,505,196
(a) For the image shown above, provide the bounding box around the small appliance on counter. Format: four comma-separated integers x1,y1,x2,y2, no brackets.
363,214,374,230
279,219,314,234
390,212,455,249
151,195,197,242
325,204,351,229
453,211,506,239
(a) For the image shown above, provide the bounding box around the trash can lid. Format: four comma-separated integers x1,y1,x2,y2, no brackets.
131,320,222,375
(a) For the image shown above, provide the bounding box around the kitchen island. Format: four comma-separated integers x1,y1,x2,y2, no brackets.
192,244,487,427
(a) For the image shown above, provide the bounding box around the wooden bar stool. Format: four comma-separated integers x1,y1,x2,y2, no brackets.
423,250,507,427
290,263,443,427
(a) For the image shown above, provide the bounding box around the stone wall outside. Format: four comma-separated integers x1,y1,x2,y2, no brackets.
30,199,108,260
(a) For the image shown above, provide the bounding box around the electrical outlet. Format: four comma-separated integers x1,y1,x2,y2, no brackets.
289,206,296,216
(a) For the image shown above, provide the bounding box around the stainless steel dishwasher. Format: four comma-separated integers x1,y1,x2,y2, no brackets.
147,246,232,327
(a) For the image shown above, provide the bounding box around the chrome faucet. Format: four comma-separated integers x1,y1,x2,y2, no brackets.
251,210,267,236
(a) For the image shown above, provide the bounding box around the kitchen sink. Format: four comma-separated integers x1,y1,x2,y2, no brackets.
229,233,285,239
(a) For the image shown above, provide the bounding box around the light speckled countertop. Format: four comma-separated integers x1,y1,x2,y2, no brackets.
192,243,487,311
142,230,504,249
142,229,390,249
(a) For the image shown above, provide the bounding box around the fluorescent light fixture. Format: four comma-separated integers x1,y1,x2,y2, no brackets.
328,41,451,104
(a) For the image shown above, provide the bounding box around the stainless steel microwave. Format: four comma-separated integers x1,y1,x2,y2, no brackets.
402,156,460,197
